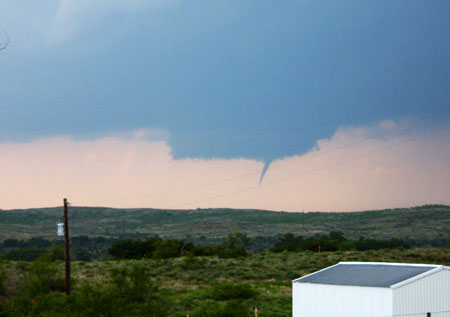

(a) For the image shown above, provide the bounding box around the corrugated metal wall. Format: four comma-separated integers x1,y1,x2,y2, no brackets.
292,283,392,317
393,269,450,317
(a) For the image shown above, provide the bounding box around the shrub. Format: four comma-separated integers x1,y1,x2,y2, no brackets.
181,254,204,269
196,300,251,317
26,258,65,296
2,239,18,248
109,264,157,302
338,241,355,251
4,249,47,261
210,283,257,301
47,245,65,262
0,269,7,296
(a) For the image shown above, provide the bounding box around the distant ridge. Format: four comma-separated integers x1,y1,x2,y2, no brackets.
0,205,448,244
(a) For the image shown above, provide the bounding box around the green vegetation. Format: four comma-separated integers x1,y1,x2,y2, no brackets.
106,231,411,262
0,230,434,262
109,233,249,260
0,205,448,248
0,204,448,315
0,247,448,316
271,232,409,252
1,236,117,261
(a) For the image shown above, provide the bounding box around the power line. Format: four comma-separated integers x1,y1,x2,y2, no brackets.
167,135,416,209
72,126,405,206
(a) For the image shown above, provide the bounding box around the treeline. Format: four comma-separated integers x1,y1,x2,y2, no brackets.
0,236,116,262
109,233,251,259
108,231,415,260
2,232,448,262
270,231,410,253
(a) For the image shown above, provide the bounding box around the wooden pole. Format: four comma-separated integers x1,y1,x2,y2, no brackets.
255,307,258,317
302,207,305,231
63,198,71,295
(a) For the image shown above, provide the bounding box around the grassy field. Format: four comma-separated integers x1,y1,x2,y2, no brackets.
0,205,449,245
1,248,449,316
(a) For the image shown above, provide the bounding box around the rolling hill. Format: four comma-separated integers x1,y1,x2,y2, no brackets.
0,205,448,245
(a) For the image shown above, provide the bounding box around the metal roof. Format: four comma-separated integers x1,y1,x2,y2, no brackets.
293,262,440,288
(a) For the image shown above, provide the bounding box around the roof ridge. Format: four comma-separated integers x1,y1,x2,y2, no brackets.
338,261,440,267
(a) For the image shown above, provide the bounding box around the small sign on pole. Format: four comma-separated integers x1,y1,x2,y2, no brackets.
57,223,64,236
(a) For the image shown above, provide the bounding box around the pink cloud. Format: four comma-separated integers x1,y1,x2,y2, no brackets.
0,123,449,211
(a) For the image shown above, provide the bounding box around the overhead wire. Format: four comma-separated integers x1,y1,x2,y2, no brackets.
72,126,405,207
71,110,449,208
166,134,416,209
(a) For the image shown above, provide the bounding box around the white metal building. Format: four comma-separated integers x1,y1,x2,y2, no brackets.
292,262,450,317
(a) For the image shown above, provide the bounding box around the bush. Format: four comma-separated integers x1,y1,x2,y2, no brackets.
109,264,157,302
0,269,7,296
2,263,167,316
152,239,185,259
355,237,410,251
4,249,47,261
43,245,65,262
196,300,251,317
210,283,257,301
108,240,141,259
181,254,204,269
2,239,18,248
338,241,355,251
218,246,248,258
26,258,66,296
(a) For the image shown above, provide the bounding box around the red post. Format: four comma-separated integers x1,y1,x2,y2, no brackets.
318,244,321,254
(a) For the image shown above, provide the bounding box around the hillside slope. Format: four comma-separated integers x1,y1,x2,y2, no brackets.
0,205,448,244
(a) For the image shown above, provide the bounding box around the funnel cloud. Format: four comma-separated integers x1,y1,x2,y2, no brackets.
259,160,272,185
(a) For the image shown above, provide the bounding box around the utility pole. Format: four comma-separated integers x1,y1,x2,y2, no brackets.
122,211,125,237
63,198,71,295
302,207,305,231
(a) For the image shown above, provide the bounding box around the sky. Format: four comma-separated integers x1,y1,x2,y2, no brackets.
0,0,449,211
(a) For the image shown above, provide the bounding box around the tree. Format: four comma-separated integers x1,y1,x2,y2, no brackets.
2,238,18,248
226,233,252,249
329,231,346,242
271,233,303,252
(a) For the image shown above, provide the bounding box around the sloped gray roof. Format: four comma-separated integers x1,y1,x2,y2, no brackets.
293,262,438,287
